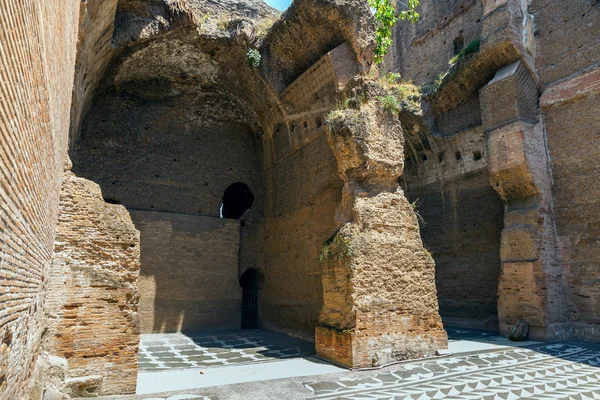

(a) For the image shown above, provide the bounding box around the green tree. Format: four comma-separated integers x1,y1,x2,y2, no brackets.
369,0,420,64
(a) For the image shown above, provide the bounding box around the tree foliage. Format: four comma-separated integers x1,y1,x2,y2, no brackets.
369,0,420,64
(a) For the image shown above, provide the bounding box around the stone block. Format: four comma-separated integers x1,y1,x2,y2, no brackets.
486,122,541,200
43,387,69,400
509,319,529,341
480,60,538,132
315,326,353,367
500,225,539,262
61,375,103,398
497,261,547,337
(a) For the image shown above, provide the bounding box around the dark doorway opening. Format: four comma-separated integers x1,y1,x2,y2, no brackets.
221,182,255,219
240,269,261,329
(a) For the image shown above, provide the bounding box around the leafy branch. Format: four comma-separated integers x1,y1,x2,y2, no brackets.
369,0,420,64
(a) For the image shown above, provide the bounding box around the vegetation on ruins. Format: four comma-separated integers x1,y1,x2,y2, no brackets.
423,247,434,261
378,94,401,114
325,74,422,123
369,0,420,64
449,39,481,65
246,47,261,68
320,232,353,262
422,38,481,96
410,198,426,225
325,92,366,126
378,73,422,115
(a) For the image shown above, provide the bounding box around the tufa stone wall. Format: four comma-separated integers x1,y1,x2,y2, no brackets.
130,211,241,333
0,0,80,398
45,162,140,396
317,82,447,368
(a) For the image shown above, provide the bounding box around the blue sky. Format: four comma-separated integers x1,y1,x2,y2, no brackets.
265,0,291,11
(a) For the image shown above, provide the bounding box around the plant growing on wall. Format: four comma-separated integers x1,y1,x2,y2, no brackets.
369,0,420,64
246,48,261,68
320,232,353,262
378,94,401,114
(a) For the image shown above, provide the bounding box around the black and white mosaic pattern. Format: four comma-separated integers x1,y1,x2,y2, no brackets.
138,329,314,371
126,395,213,400
304,343,600,400
445,327,510,342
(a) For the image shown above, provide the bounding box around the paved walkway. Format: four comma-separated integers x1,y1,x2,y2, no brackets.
88,329,600,400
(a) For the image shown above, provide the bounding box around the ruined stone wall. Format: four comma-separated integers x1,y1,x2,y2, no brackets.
401,122,504,329
72,83,262,333
130,211,241,333
73,89,263,217
69,0,120,150
388,0,484,85
45,166,140,396
0,0,80,398
533,0,600,342
261,52,343,335
316,81,447,367
391,0,599,341
404,172,504,328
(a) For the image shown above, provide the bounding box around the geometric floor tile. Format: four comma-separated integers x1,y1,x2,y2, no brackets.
304,343,600,400
139,329,315,371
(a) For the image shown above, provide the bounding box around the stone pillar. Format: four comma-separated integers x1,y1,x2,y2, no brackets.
480,61,571,340
44,159,141,396
315,89,447,368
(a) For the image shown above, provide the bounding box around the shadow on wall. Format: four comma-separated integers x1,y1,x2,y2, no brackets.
133,182,258,333
131,211,244,333
240,269,264,329
405,171,504,332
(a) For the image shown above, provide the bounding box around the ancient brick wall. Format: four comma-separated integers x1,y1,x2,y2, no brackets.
69,0,120,150
387,0,484,84
72,85,260,333
46,166,140,396
260,47,344,336
0,0,80,398
73,89,263,218
402,124,504,329
130,211,241,333
533,0,600,341
405,172,504,328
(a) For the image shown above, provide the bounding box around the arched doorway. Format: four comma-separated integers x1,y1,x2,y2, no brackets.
221,182,255,219
239,269,262,329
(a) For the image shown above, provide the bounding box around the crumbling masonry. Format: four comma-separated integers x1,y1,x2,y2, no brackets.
0,0,598,398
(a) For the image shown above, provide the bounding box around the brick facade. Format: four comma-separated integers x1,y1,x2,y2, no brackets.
0,0,79,397
131,211,241,333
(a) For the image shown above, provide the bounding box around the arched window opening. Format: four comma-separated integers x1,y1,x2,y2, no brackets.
220,182,254,219
240,269,262,329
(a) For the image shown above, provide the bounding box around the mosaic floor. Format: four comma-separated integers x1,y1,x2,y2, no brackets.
138,329,315,371
304,342,600,399
96,330,600,400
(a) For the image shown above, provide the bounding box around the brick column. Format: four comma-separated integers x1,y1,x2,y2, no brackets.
480,61,571,340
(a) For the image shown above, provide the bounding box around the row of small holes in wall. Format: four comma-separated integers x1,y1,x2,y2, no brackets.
408,150,482,166
275,117,323,134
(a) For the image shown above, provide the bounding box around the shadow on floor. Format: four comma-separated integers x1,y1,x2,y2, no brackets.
138,329,315,371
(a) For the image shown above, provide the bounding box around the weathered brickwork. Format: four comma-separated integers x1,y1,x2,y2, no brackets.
318,85,447,367
0,0,80,398
130,211,241,333
1,0,599,396
390,0,599,343
46,164,140,395
543,91,600,342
